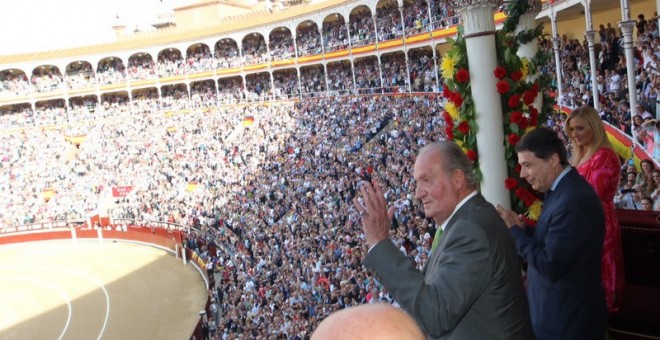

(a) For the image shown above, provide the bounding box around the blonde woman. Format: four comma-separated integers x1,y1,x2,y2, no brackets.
565,105,625,314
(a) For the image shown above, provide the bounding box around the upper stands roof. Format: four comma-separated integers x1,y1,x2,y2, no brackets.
0,0,349,65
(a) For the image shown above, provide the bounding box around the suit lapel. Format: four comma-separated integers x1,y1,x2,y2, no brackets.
536,168,576,239
423,194,482,276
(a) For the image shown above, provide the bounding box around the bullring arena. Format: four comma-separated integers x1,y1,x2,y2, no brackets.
0,226,208,339
1,0,660,339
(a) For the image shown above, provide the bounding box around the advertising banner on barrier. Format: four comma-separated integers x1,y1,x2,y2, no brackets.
112,186,133,197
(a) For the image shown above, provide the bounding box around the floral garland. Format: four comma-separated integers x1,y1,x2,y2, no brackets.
440,2,552,224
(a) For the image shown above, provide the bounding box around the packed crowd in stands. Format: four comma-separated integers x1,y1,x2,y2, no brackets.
349,8,376,47
215,42,242,69
296,24,323,57
272,70,300,100
322,18,349,53
326,61,353,94
0,0,465,100
1,6,660,340
0,92,442,338
270,29,296,62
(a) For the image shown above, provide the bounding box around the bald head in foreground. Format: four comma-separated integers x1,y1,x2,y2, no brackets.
311,303,425,340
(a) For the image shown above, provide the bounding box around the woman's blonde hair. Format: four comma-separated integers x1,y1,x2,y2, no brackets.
565,105,613,166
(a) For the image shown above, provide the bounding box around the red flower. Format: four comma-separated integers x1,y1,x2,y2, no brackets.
529,106,538,118
530,115,538,126
504,178,518,190
514,164,522,175
531,83,540,92
443,85,451,94
508,94,521,108
442,111,453,126
510,71,523,81
445,126,454,140
523,90,536,105
508,133,521,146
457,121,470,135
496,80,510,94
494,66,507,79
515,187,536,207
522,192,536,207
448,92,463,107
510,111,523,124
456,68,470,83
517,117,529,130
466,149,477,162
524,217,537,226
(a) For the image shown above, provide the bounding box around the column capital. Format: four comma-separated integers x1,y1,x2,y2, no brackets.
551,36,560,45
584,30,596,43
448,0,502,7
515,12,538,33
457,2,500,36
618,20,636,36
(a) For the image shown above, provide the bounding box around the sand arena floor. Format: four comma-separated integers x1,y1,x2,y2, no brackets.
0,239,207,340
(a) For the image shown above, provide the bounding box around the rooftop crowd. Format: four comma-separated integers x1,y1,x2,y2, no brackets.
0,7,660,340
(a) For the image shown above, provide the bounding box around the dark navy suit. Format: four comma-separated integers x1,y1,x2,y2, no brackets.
510,168,607,339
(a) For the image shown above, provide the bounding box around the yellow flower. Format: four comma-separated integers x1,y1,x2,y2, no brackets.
441,54,459,80
521,58,530,79
444,102,460,120
525,199,543,221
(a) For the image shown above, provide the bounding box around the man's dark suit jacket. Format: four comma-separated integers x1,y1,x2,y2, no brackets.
364,193,534,339
510,168,607,339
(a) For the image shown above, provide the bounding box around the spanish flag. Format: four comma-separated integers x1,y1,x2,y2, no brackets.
555,105,653,167
64,135,87,146
42,188,56,202
186,181,199,192
242,117,255,127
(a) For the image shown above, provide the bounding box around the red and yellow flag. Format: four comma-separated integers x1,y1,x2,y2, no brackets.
242,117,255,127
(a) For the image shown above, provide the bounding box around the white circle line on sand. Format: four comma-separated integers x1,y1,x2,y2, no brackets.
4,274,73,340
0,265,110,340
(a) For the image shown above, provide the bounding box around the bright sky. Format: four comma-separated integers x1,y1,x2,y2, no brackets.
0,0,190,55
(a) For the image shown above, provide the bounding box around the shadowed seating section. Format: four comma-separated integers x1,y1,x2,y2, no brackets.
608,209,660,339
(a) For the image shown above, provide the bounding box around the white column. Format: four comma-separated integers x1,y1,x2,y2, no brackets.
583,0,599,110
549,6,564,104
372,15,380,48
515,10,543,110
552,36,564,105
619,20,639,142
585,31,599,110
323,64,330,95
432,52,440,92
460,1,510,208
297,68,303,99
404,52,412,92
515,13,538,60
351,60,357,91
657,0,660,32
378,56,385,92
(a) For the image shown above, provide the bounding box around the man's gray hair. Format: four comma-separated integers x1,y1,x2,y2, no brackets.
419,141,479,189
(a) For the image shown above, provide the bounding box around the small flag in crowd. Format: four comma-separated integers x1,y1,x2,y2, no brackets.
186,181,199,192
242,117,255,127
